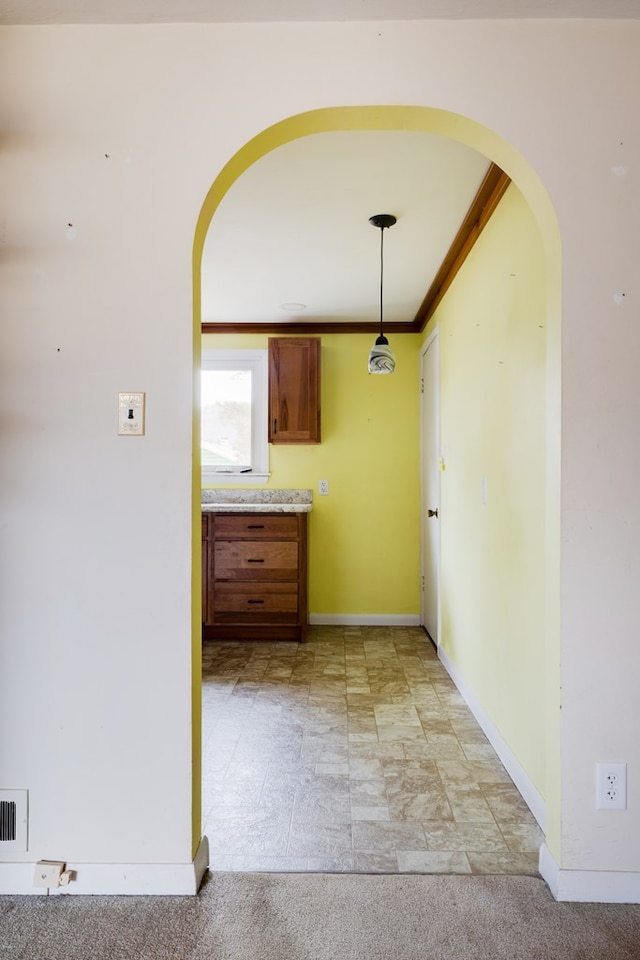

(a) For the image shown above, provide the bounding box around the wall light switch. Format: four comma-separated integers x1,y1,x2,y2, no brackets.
118,392,145,436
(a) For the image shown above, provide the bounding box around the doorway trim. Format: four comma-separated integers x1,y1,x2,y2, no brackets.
420,326,440,644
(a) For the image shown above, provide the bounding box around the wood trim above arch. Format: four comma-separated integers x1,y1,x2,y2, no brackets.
413,163,511,331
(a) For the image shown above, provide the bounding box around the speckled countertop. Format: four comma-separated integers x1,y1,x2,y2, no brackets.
201,489,313,513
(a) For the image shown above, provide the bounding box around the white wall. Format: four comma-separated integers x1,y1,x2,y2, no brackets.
0,19,639,896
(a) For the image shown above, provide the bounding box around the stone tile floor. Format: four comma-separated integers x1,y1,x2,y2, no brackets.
202,625,543,874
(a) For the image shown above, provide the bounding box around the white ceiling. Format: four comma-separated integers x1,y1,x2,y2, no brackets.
0,0,638,24
202,131,490,327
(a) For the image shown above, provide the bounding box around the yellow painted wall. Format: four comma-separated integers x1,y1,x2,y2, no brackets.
203,332,422,616
431,183,547,794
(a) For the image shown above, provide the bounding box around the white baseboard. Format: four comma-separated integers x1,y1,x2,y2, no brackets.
309,614,421,626
539,843,640,903
0,836,210,896
437,645,546,832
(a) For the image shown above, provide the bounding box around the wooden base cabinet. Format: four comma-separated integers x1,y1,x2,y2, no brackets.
202,512,308,642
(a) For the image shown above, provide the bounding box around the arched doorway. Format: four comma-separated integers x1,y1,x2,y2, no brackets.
191,105,561,868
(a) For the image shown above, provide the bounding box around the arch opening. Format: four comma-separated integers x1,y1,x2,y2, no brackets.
191,104,562,865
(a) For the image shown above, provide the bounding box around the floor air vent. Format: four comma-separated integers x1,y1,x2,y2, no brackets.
0,790,28,853
0,800,17,841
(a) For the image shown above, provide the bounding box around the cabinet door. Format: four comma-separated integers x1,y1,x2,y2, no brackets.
268,337,321,443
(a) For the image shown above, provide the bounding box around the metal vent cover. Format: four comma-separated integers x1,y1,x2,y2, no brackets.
0,791,28,853
0,801,17,841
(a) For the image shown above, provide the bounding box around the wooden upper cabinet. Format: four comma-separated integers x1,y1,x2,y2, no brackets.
268,337,321,444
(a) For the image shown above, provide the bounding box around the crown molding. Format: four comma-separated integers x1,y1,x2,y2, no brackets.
201,163,511,337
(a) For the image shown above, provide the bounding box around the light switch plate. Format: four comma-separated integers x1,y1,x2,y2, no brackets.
118,392,145,436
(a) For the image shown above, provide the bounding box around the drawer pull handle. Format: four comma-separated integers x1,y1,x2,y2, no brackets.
247,599,264,605
247,524,265,529
246,558,265,563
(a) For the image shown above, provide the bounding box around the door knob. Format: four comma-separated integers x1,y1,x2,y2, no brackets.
428,508,438,518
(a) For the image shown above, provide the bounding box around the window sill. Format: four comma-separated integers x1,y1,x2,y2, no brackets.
202,471,271,487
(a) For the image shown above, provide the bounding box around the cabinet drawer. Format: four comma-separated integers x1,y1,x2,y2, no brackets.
214,514,299,540
214,581,298,622
214,540,298,580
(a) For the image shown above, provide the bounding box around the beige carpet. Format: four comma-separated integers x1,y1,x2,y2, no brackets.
2,872,640,959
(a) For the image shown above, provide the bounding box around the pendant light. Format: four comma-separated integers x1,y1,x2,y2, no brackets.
367,213,397,375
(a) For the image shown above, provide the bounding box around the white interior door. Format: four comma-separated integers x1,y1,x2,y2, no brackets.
421,332,440,644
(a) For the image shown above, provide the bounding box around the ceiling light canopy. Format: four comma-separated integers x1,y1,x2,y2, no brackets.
368,213,397,375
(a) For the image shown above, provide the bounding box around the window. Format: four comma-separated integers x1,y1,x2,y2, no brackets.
201,349,269,484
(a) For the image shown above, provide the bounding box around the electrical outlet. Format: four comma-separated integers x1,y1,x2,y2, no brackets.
33,860,66,888
596,762,627,810
319,479,329,496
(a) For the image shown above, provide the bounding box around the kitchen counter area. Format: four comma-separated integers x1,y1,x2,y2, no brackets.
201,489,312,641
201,488,313,513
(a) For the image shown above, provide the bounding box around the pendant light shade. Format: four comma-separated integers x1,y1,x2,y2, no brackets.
368,213,397,375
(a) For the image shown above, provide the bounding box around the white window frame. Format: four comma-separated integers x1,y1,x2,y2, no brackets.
201,349,270,485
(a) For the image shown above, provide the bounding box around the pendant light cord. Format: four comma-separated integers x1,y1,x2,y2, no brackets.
379,225,385,339
368,213,396,353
